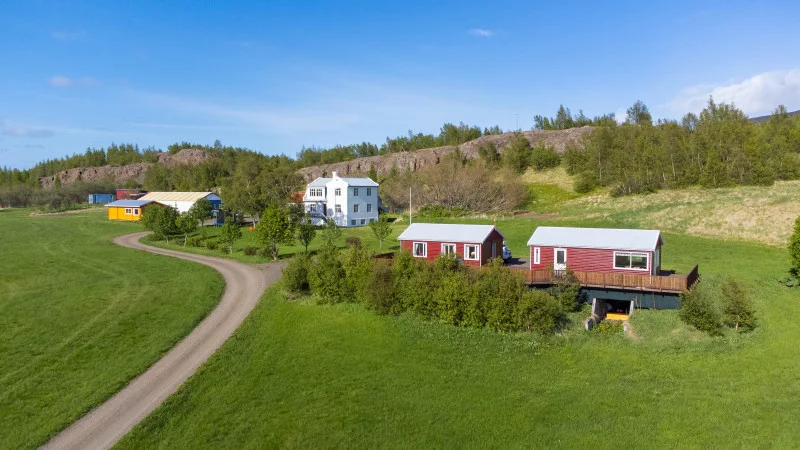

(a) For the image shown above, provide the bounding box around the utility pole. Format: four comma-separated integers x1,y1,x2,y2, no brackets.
408,186,412,225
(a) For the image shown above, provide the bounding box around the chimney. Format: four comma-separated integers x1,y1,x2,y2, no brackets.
332,171,339,178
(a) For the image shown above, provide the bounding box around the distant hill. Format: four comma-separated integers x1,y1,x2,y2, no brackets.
297,127,593,181
749,109,800,124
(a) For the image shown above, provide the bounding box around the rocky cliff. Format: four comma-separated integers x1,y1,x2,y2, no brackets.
297,127,592,181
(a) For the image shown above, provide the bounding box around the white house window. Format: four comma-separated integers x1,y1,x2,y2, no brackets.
353,204,359,213
367,188,372,196
413,242,427,257
309,204,316,213
309,188,323,197
614,252,649,271
351,219,356,226
125,208,132,214
464,244,479,260
335,188,341,196
354,187,359,196
134,208,140,215
335,205,342,213
367,204,372,212
533,247,540,264
442,243,456,255
360,219,365,225
369,218,375,223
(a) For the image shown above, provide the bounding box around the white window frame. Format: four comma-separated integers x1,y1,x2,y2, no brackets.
367,187,372,196
351,219,356,226
125,208,132,214
413,242,427,257
335,204,342,213
360,219,365,225
366,203,372,212
464,244,479,261
309,204,316,213
310,188,323,197
533,247,540,264
354,187,359,196
353,204,359,213
613,251,650,271
335,188,341,196
441,243,456,256
134,208,140,216
369,218,375,223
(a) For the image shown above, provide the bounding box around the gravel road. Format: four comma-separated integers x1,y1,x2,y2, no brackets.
43,232,284,450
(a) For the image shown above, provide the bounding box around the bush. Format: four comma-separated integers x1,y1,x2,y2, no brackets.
679,284,722,335
283,253,311,295
309,245,345,304
516,289,562,334
720,277,756,331
340,245,372,303
205,240,218,250
434,270,469,325
529,144,560,171
553,269,581,312
243,246,259,256
365,261,397,314
573,171,598,193
344,236,362,248
186,236,203,247
789,216,800,277
591,321,624,335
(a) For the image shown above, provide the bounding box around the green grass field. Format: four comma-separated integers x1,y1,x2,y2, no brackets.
118,211,800,447
0,208,224,449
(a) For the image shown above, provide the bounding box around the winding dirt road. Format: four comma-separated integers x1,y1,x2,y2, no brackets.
43,232,284,450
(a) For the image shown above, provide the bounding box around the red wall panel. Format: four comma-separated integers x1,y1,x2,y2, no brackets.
529,245,655,275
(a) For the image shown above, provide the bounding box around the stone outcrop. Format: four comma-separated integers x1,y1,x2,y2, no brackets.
298,127,593,181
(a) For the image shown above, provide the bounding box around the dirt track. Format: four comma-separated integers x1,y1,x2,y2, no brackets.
43,232,284,450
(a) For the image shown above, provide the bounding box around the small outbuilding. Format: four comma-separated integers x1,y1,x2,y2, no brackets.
105,199,156,221
527,226,663,275
88,193,115,204
397,223,506,267
138,191,221,214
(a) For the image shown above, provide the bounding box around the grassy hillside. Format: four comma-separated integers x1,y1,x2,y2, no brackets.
0,208,223,449
118,221,800,448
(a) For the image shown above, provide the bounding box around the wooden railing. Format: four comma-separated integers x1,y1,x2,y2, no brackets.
524,265,699,293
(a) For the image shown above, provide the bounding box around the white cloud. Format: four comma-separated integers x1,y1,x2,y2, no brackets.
468,28,494,38
667,69,800,116
49,76,100,88
1,121,55,138
49,75,72,87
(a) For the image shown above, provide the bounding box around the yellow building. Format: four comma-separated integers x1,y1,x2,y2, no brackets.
105,199,156,221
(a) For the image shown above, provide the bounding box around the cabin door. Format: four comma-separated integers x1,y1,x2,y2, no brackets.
554,248,567,271
492,242,497,258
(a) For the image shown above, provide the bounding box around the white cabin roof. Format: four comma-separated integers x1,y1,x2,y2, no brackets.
397,223,504,244
526,227,662,252
139,192,219,202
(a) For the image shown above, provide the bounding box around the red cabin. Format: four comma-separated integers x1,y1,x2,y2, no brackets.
397,223,506,267
527,226,663,275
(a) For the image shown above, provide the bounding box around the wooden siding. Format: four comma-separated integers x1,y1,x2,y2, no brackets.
524,266,699,293
108,206,144,221
529,245,658,275
399,229,504,267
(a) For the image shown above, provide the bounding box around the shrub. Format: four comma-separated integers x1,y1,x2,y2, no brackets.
434,270,469,325
205,240,218,250
186,236,203,247
553,269,581,312
591,321,624,335
790,216,800,277
485,264,525,332
574,171,598,193
679,284,722,335
283,253,311,295
720,277,756,331
529,144,560,171
345,236,362,248
340,244,372,303
516,289,562,334
309,245,345,304
365,261,397,315
243,246,259,256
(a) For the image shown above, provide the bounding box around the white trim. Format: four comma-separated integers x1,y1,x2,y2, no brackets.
613,251,650,271
353,204,359,213
133,208,140,216
413,242,427,257
124,208,132,214
554,248,567,271
353,187,359,196
464,244,480,261
533,247,540,264
441,243,456,256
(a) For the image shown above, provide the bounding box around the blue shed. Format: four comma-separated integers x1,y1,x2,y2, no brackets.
88,194,116,204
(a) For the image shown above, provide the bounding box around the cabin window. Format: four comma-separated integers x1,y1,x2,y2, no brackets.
360,219,366,225
413,242,427,257
367,188,372,196
335,188,341,196
353,204,359,213
354,187,359,196
125,208,132,214
614,251,649,271
441,243,456,255
366,204,372,212
464,244,479,260
335,205,342,213
351,220,356,225
533,247,540,264
134,208,140,215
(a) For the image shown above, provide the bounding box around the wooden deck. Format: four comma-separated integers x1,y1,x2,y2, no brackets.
521,265,699,294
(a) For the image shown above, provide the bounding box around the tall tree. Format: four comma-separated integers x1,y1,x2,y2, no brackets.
176,211,197,246
720,277,756,331
369,215,393,250
296,216,317,253
219,217,242,254
189,198,213,228
626,100,653,125
255,204,295,261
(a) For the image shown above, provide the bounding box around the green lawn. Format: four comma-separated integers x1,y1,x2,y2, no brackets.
0,208,224,449
118,215,800,448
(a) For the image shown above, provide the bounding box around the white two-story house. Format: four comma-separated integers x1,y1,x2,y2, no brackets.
302,172,379,227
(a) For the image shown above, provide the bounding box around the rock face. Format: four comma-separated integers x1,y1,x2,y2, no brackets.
298,127,593,181
39,149,218,188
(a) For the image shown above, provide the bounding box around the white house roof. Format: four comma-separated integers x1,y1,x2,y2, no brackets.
526,226,662,252
397,223,504,244
308,178,332,187
139,192,219,202
308,174,379,187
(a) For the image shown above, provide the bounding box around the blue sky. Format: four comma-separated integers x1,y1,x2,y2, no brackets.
2,0,800,169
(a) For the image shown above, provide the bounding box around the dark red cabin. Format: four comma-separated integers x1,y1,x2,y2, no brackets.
397,223,506,267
